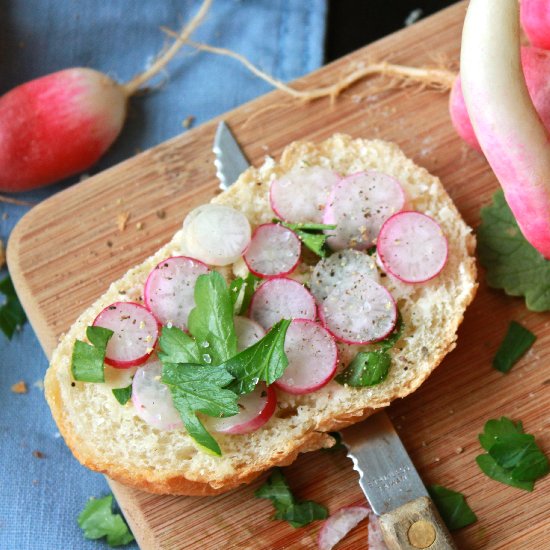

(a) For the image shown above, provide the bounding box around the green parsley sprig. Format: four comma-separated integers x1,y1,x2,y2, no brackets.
71,326,114,383
492,321,536,373
274,219,336,258
0,275,27,339
427,485,477,531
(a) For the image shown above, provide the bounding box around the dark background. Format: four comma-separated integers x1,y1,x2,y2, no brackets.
326,0,459,61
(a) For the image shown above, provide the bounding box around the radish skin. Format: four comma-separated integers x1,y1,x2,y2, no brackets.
461,0,550,258
0,69,126,192
521,0,550,50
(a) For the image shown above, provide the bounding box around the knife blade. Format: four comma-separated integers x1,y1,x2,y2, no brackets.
212,123,456,549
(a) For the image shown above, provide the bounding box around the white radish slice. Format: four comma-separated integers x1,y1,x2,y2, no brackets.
310,249,379,302
249,278,317,330
93,302,160,368
318,506,371,550
367,511,388,550
275,319,337,395
270,166,340,223
206,383,276,435
323,171,406,251
377,211,448,283
104,365,137,389
144,256,209,329
243,223,301,277
234,316,266,352
132,359,183,431
184,204,251,266
318,278,397,344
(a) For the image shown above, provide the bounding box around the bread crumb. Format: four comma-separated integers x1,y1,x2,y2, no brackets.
117,212,130,232
182,116,196,129
0,239,4,268
455,446,464,454
2,212,8,221
136,222,144,231
11,380,27,394
32,450,46,459
156,209,166,219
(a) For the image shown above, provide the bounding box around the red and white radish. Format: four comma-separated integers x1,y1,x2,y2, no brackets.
144,256,209,329
269,166,340,223
310,249,379,302
234,316,266,351
132,359,183,431
317,277,397,345
93,302,160,368
521,0,550,50
243,223,301,277
207,383,276,434
184,204,252,266
323,171,406,251
461,0,550,258
376,211,447,283
450,47,550,152
0,0,211,193
318,506,371,550
274,319,337,395
104,365,138,389
249,278,317,330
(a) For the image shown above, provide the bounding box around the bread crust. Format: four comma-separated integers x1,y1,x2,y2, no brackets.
45,135,477,495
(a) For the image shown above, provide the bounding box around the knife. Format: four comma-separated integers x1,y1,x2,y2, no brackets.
212,121,457,550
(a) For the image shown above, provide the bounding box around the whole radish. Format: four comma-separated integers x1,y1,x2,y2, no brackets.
521,0,550,49
0,0,211,193
461,0,550,258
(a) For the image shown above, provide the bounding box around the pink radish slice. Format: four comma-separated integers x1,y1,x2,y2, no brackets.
318,506,371,550
207,383,276,435
249,278,317,330
144,256,209,330
323,171,406,251
377,211,448,283
93,302,160,368
270,166,340,223
521,0,550,49
243,224,301,277
132,359,183,431
310,249,379,303
318,277,397,345
234,316,266,351
184,204,251,266
274,319,337,395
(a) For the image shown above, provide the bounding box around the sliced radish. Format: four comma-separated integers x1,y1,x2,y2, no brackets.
377,211,448,283
243,223,301,278
144,256,209,330
318,506,371,550
367,512,388,550
206,383,276,435
275,319,337,395
318,278,397,345
184,204,251,266
323,171,406,251
234,316,266,352
104,365,137,389
310,249,379,303
269,166,340,223
132,359,183,431
249,278,317,330
93,302,160,368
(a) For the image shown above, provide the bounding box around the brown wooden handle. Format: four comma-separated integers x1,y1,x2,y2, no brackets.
378,496,458,550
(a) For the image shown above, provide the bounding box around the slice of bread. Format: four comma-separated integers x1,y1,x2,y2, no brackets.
45,134,477,496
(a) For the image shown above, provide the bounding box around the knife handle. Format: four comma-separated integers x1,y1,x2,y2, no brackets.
378,496,457,550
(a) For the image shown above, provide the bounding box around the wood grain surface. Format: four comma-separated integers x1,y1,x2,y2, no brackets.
8,2,550,549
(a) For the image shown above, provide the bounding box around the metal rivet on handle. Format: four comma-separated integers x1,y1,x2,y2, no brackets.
407,520,436,548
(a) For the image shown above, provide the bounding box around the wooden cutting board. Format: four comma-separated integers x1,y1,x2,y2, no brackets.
8,2,550,549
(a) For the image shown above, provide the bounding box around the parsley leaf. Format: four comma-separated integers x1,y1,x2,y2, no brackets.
378,312,404,351
492,321,536,373
158,326,202,364
476,417,549,490
478,190,550,311
230,272,260,315
255,468,328,528
112,385,132,406
221,319,291,394
276,220,336,258
77,495,134,547
0,275,27,339
336,351,391,387
187,271,237,365
71,326,113,383
161,362,239,456
427,485,477,531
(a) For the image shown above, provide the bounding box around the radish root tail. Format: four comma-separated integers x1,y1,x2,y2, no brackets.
122,0,212,97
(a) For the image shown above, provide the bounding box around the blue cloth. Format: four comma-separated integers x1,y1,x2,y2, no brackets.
0,1,327,548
